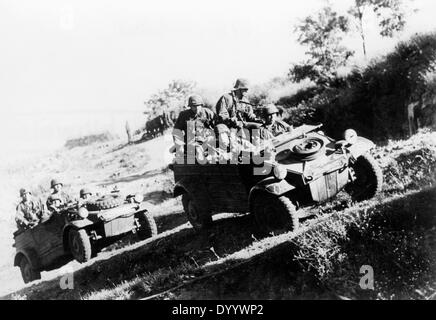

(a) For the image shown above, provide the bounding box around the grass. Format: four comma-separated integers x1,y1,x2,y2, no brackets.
2,131,436,300
291,188,436,299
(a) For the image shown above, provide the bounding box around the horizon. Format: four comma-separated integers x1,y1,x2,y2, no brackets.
1,0,436,163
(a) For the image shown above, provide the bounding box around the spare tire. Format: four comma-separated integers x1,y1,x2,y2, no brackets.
289,137,325,161
87,194,124,211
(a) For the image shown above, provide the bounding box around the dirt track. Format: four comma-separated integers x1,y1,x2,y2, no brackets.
2,131,436,300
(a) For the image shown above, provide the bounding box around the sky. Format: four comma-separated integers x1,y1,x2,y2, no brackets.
0,0,435,162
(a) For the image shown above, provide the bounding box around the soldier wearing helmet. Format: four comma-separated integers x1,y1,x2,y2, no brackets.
79,188,93,201
15,188,45,230
260,104,292,139
46,179,72,213
215,79,261,130
172,94,215,158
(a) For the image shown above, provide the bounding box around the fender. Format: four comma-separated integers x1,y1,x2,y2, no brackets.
249,176,296,203
66,219,94,230
347,137,375,159
173,178,191,197
14,248,40,270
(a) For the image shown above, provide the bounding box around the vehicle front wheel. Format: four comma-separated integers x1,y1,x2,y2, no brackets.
68,229,92,263
346,153,383,201
136,211,158,240
252,193,299,236
182,193,212,231
19,256,41,284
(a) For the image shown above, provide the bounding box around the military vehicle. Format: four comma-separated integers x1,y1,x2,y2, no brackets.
13,191,157,284
171,124,383,234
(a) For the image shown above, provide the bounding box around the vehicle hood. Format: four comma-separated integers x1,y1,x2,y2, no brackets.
88,203,147,222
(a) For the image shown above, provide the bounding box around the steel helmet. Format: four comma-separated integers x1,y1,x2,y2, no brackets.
19,188,31,197
264,104,279,116
50,179,63,189
188,95,204,107
80,188,92,197
233,78,249,91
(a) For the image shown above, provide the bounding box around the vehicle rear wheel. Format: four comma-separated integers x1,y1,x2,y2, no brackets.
182,193,212,231
68,229,92,263
136,211,158,240
19,256,41,284
346,153,383,201
252,193,299,235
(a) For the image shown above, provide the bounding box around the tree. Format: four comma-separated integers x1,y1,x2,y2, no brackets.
348,0,413,58
290,7,354,85
144,80,196,118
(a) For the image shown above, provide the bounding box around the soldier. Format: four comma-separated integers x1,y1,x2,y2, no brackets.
215,78,261,130
46,179,72,213
15,189,44,230
79,188,93,201
260,104,292,139
172,94,215,158
201,124,236,163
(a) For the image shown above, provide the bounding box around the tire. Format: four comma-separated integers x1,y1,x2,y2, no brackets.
19,256,41,284
346,153,383,201
252,193,299,235
68,229,92,263
136,211,158,240
182,193,212,231
290,137,325,161
87,194,124,211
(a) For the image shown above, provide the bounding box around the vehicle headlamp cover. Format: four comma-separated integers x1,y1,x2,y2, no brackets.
344,129,358,145
134,193,144,204
273,165,288,180
78,207,89,219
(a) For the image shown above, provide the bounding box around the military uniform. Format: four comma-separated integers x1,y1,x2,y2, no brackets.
173,95,216,152
16,198,43,229
259,104,292,140
46,191,71,211
173,108,215,137
260,120,292,139
215,92,258,129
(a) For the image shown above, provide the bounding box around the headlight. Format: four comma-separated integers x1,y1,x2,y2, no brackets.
134,193,144,204
344,129,357,145
273,165,288,180
77,207,89,219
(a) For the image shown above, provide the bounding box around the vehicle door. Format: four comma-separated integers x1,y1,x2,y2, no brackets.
32,212,67,266
202,163,249,213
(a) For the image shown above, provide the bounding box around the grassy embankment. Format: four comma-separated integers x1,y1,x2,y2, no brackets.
3,131,436,300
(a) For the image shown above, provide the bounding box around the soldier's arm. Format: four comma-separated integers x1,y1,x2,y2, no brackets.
204,109,216,129
172,128,185,149
16,206,29,226
246,106,260,122
216,96,231,124
46,197,59,213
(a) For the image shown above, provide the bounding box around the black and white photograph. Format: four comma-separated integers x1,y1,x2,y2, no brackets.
0,0,435,304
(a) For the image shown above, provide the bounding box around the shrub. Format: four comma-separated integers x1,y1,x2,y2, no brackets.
282,32,436,141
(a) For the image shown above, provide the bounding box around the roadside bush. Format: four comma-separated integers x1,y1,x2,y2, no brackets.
292,188,436,299
282,32,436,141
